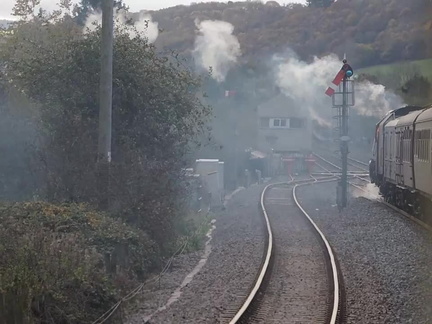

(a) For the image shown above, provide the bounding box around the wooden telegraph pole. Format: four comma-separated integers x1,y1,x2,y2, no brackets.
97,0,114,208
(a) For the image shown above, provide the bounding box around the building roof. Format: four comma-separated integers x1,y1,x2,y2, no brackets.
257,93,304,117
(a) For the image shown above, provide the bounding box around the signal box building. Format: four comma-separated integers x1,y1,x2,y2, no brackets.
257,94,313,175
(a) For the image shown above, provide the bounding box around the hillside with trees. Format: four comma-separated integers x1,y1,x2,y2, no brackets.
2,0,431,67
0,0,431,321
150,0,432,67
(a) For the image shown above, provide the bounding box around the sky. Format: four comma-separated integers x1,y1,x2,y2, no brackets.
0,0,306,20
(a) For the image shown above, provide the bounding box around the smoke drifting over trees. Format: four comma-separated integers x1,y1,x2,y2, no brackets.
193,19,241,82
151,0,431,67
0,0,430,321
273,52,405,122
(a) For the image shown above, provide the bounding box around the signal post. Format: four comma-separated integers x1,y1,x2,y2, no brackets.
325,58,355,210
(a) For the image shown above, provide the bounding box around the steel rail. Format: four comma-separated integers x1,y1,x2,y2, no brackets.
292,181,340,324
318,151,430,235
228,181,275,324
347,156,369,167
230,177,342,324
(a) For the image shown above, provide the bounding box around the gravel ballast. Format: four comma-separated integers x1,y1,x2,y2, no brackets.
247,185,329,323
127,184,266,323
296,182,432,324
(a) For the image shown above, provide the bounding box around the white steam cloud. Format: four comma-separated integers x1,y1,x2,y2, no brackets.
274,51,404,125
274,52,340,126
351,182,380,200
355,81,404,117
84,10,159,43
193,20,241,82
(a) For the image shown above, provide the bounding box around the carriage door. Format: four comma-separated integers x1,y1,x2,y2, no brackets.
396,129,403,185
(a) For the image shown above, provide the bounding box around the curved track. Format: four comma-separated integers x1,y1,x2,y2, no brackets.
230,178,345,324
315,152,432,234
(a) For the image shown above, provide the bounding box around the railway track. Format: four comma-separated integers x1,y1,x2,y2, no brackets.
347,156,369,171
229,178,345,324
314,152,432,234
228,152,430,323
313,153,370,183
229,151,429,323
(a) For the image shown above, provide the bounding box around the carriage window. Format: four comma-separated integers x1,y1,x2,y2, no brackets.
273,119,280,127
402,128,412,163
415,129,431,161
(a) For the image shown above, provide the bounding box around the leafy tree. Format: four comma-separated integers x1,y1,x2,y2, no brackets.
7,0,432,66
356,73,380,85
75,0,128,25
149,0,431,67
400,75,432,106
1,7,211,246
0,201,158,323
0,4,212,321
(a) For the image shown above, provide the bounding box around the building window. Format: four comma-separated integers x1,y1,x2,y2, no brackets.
269,118,290,128
261,117,304,129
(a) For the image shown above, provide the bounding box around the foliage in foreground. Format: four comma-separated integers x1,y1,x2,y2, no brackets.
0,202,157,323
0,5,212,322
0,13,211,248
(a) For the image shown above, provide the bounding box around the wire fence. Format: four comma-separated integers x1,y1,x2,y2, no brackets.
92,206,212,324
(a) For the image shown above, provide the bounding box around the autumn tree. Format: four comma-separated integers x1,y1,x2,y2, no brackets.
3,0,212,257
75,0,127,24
0,1,213,321
400,75,432,106
150,0,431,67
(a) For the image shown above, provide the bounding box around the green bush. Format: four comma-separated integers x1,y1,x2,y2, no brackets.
0,202,157,323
